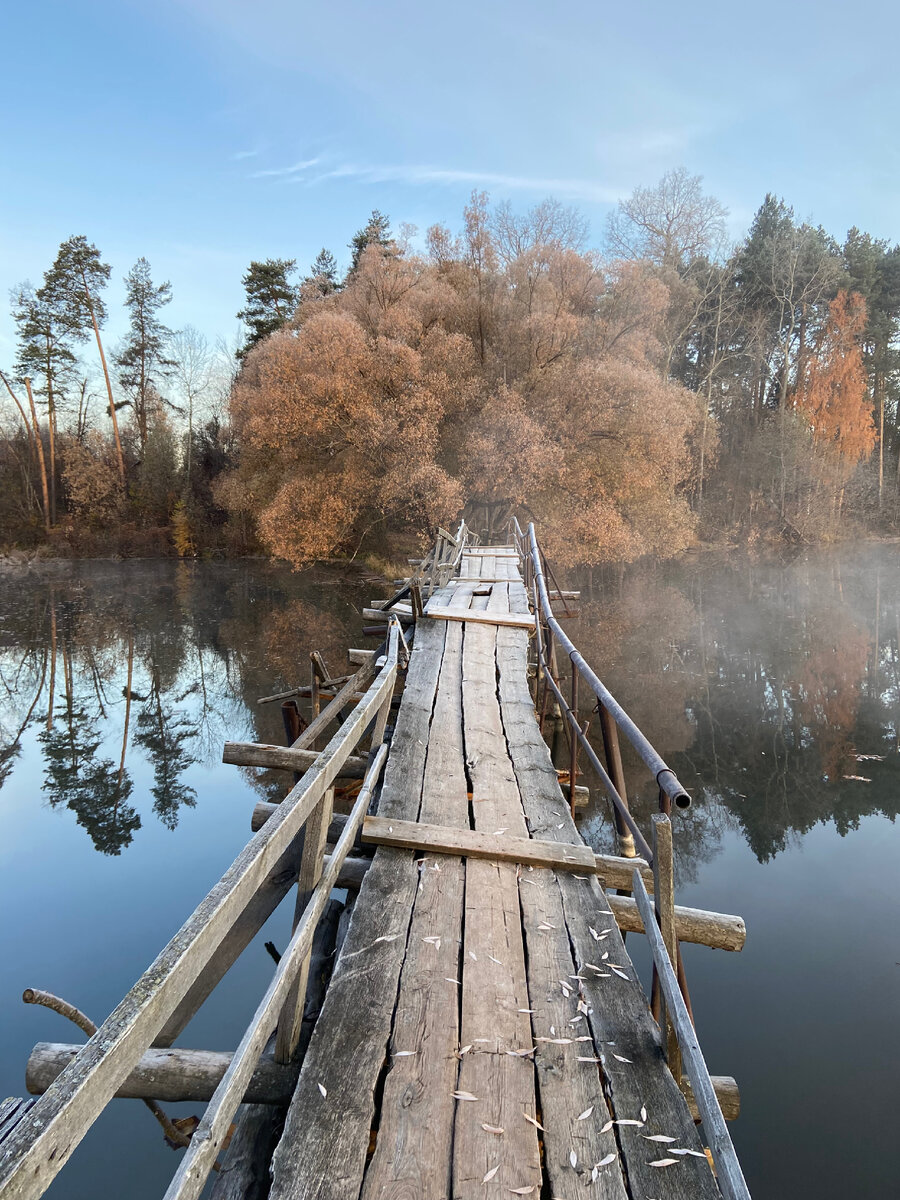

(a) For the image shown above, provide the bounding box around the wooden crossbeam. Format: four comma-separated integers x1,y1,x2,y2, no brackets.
361,816,595,873
424,606,535,631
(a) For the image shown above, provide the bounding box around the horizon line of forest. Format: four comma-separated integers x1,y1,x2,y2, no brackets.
3,167,900,568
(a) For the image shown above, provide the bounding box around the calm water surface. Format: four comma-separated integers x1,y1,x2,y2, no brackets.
1,548,898,1198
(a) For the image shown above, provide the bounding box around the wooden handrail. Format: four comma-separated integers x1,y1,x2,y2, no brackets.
633,871,751,1200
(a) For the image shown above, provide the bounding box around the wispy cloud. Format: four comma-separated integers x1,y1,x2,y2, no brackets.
250,157,321,178
251,156,623,203
232,148,260,161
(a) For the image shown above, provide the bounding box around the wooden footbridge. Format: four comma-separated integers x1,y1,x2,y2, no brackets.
0,522,750,1199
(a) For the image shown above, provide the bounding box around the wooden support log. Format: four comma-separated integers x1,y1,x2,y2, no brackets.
26,1046,299,1106
348,649,375,664
683,1076,741,1122
362,606,414,623
223,743,368,778
606,892,746,952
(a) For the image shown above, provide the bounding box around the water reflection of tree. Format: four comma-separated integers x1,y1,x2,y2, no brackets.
38,622,140,856
134,662,198,830
569,551,900,867
0,559,379,850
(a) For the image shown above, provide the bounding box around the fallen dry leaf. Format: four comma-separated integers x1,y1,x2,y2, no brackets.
483,1165,499,1183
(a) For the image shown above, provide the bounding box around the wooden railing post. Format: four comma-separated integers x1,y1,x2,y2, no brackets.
569,661,579,816
598,702,635,858
274,785,336,1064
651,813,681,1085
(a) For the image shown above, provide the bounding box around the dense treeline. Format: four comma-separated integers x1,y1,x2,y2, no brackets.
3,172,900,564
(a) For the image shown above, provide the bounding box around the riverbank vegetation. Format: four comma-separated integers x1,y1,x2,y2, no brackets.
3,173,899,566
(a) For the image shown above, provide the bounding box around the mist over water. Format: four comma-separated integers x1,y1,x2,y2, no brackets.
1,548,897,1198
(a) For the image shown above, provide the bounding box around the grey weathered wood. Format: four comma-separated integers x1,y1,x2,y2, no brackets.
163,743,391,1200
361,815,596,873
517,868,628,1198
275,785,335,1063
223,743,368,777
268,603,453,1200
208,1105,283,1200
0,1101,35,1149
652,813,681,1082
26,1045,299,1106
634,873,752,1200
424,604,535,630
606,893,746,952
453,584,541,1198
0,639,398,1200
361,589,473,1199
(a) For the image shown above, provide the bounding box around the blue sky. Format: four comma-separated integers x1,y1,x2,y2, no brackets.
1,0,898,360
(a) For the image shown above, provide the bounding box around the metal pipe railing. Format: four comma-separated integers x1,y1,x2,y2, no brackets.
519,518,691,812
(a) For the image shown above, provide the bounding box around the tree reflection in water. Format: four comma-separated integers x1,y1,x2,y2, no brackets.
0,559,378,855
571,546,900,871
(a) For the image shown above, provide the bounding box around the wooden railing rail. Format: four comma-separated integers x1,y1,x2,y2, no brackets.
633,864,751,1200
0,622,402,1200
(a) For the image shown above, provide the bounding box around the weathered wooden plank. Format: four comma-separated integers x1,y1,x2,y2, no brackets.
634,873,751,1200
361,586,474,1199
453,584,542,1199
361,816,595,873
425,605,535,630
516,869,628,1199
268,603,453,1200
488,586,628,1197
0,646,397,1200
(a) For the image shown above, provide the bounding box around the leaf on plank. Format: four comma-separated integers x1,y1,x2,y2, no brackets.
509,1187,535,1195
596,1153,617,1167
522,1112,544,1131
452,1091,479,1101
576,1106,593,1120
483,1165,499,1183
600,1120,614,1133
317,1083,327,1098
642,1134,676,1143
612,1054,633,1063
569,1150,577,1168
482,1123,505,1134
649,1158,680,1167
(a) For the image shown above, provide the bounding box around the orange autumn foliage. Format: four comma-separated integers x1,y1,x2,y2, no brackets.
221,199,707,568
796,290,875,467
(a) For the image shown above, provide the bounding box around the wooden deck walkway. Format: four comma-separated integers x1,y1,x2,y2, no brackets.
0,527,748,1200
269,547,721,1200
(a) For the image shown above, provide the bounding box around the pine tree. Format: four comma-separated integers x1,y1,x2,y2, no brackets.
305,248,339,296
236,258,299,358
12,282,80,524
116,257,176,450
42,236,126,485
348,210,394,272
